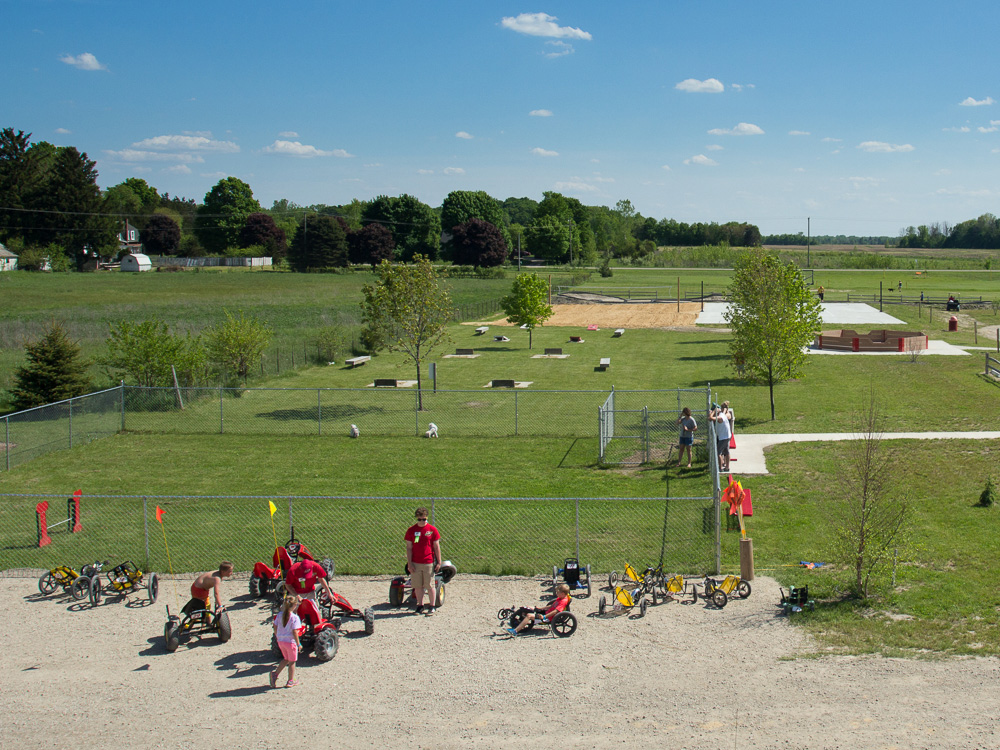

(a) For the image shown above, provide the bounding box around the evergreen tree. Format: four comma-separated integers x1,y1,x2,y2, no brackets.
9,322,93,410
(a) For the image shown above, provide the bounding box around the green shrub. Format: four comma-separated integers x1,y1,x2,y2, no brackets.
978,475,997,507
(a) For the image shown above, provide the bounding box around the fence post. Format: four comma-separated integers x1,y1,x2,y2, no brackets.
431,498,436,525
514,390,518,436
575,497,580,560
288,497,294,536
120,382,126,432
643,406,649,463
317,389,322,436
415,388,419,436
4,417,9,471
220,386,224,434
68,398,73,449
143,497,150,572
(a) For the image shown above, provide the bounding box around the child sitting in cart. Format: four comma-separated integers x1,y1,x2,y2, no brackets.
185,562,233,618
506,584,571,636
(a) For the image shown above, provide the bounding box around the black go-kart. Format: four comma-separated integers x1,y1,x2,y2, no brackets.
497,604,578,638
552,557,592,598
388,560,457,609
164,599,232,652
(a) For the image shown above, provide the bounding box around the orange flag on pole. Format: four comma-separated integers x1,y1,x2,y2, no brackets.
156,506,165,524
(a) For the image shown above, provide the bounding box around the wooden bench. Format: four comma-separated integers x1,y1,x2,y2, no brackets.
544,348,563,356
570,336,584,343
374,378,397,387
494,335,510,342
598,357,611,371
613,328,625,337
345,356,371,368
491,379,516,388
475,326,488,335
456,348,475,356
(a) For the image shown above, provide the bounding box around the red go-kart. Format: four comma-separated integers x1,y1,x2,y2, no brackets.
249,532,333,599
271,597,340,662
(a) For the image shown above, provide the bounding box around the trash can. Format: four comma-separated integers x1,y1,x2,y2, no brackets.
949,316,959,332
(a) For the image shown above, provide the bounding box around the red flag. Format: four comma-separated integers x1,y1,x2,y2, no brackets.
156,506,165,524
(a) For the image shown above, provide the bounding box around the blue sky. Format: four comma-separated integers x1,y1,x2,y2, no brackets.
4,1,999,236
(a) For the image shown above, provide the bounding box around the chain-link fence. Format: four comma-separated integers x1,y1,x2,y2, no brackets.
1,388,123,472
1,492,719,578
598,388,711,465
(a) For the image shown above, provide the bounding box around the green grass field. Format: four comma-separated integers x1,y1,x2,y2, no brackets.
2,263,1000,656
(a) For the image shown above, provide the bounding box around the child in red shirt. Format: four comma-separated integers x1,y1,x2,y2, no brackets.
507,584,571,635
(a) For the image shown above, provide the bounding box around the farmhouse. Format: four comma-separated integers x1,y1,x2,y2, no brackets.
0,243,16,271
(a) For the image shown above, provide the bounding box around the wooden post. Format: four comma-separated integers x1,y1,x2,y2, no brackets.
677,277,680,313
975,321,978,344
739,537,754,581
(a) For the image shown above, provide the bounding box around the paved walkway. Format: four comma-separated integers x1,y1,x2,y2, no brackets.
730,431,1000,475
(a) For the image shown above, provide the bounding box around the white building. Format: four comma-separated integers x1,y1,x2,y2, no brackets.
120,253,152,272
0,243,17,271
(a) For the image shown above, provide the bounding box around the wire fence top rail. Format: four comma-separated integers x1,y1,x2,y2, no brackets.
0,492,714,501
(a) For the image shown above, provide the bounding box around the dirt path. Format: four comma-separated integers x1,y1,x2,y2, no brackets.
4,575,998,749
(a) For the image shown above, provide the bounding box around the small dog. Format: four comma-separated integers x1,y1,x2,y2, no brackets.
349,424,360,438
425,422,439,438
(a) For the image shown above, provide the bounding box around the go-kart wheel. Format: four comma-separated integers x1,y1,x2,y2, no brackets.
217,610,232,643
497,608,512,621
388,582,402,607
80,564,96,578
599,595,607,615
551,611,577,638
38,572,58,595
639,597,648,618
690,587,698,605
651,588,659,606
608,571,619,589
271,582,290,613
71,576,90,600
313,629,339,662
712,589,728,608
248,575,261,598
585,565,592,598
434,581,445,608
270,632,283,658
552,565,559,586
147,572,159,603
88,575,103,606
164,619,180,652
363,607,375,635
737,580,752,599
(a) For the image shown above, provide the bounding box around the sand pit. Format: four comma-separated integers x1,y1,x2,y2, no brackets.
4,574,999,749
471,302,704,329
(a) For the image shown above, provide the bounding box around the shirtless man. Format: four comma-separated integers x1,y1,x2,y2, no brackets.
190,561,233,612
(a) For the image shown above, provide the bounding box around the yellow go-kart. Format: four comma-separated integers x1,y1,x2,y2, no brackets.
38,561,105,600
702,574,751,608
88,560,159,606
598,584,649,618
661,573,699,604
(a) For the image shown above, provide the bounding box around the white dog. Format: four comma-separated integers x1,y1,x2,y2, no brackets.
349,424,360,438
425,422,439,438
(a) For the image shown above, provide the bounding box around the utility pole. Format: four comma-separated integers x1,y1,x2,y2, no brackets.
517,232,521,272
807,217,811,268
568,219,574,266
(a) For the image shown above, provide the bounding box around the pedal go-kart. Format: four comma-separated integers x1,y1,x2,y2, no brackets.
38,560,105,600
598,584,649,617
88,560,159,606
661,573,699,604
317,588,375,635
702,574,751,609
249,531,332,599
388,560,457,609
270,597,341,662
497,603,578,638
779,585,815,614
163,600,232,652
608,562,665,606
552,558,592,598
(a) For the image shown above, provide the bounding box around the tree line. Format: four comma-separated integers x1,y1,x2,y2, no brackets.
2,127,765,272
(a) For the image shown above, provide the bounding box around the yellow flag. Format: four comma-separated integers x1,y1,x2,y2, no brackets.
268,501,277,517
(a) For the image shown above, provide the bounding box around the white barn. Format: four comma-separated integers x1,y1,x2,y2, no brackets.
0,243,17,271
120,253,152,272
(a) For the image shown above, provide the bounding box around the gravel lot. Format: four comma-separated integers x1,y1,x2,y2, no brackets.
3,574,998,749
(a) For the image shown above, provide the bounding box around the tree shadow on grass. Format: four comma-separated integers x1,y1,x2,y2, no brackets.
255,405,387,421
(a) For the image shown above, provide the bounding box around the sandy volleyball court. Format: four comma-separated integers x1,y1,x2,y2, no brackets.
3,574,998,749
475,301,705,329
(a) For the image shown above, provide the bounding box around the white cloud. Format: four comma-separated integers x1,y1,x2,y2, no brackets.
530,109,553,117
277,131,299,138
706,144,724,151
793,167,805,173
846,176,883,188
104,149,205,163
857,141,915,153
545,41,574,58
822,137,842,142
417,169,433,175
531,147,559,157
977,120,1000,133
455,131,473,140
935,187,994,197
262,140,352,157
675,78,724,93
55,127,71,134
363,163,382,168
935,169,952,175
708,122,764,136
789,130,810,136
730,83,755,91
684,154,718,166
960,96,994,107
591,175,615,183
59,52,107,71
443,167,465,175
942,126,971,133
164,164,192,174
661,165,672,171
200,171,228,179
132,134,239,153
554,181,599,192
501,12,592,40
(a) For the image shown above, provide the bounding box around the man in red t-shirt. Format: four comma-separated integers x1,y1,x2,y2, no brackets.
405,507,442,615
284,558,333,604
